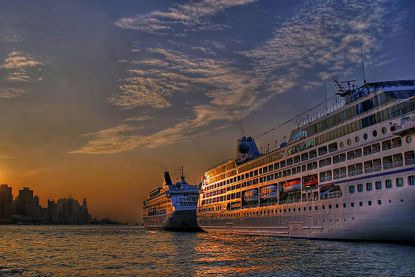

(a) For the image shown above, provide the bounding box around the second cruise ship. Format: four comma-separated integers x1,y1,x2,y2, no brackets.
197,80,415,242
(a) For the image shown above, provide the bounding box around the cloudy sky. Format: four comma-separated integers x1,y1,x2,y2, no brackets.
0,0,413,222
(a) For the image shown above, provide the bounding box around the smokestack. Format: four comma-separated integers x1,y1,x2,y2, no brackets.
164,171,173,186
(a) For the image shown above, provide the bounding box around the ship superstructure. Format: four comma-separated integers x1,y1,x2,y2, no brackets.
143,168,200,231
197,80,415,242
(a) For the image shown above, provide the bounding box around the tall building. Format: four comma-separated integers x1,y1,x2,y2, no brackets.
0,184,13,221
14,187,41,217
48,197,91,224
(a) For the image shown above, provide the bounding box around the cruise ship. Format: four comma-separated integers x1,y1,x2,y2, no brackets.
143,168,200,231
197,80,415,242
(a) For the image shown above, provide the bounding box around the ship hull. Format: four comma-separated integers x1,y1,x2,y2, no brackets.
144,210,200,231
198,184,415,242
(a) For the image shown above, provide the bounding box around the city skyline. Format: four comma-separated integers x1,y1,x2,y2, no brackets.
0,0,414,223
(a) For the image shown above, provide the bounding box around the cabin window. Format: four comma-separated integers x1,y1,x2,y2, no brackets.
392,137,402,148
408,176,415,186
287,158,293,166
366,182,373,191
382,139,392,150
393,154,403,167
268,164,274,171
254,170,258,176
383,156,393,170
273,162,279,170
348,185,355,193
396,177,404,187
378,200,382,205
294,155,301,163
368,201,372,206
405,151,415,165
301,152,309,161
357,184,363,192
318,146,328,156
386,179,392,189
375,181,382,190
328,142,338,153
351,202,355,207
309,150,317,159
280,160,286,168
259,168,263,174
336,204,339,208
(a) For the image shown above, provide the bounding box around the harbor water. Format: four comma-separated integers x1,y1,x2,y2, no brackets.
0,225,414,276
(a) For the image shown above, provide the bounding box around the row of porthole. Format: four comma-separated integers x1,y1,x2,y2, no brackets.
339,127,412,148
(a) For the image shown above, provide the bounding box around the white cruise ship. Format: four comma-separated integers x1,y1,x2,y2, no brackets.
143,168,200,231
197,80,415,242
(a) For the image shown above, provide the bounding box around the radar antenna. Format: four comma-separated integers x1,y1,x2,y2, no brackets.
334,79,356,96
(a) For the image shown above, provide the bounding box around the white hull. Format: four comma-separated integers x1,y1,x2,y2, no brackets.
199,171,415,242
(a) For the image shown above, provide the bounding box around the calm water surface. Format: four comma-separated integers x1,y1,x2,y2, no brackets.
0,225,414,276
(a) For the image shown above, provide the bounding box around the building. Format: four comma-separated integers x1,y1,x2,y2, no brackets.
48,197,91,224
0,184,13,222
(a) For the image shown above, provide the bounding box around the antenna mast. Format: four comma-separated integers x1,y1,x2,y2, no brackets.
361,44,367,84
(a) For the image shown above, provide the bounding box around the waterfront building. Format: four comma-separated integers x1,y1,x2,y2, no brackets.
197,80,415,242
0,184,13,222
48,197,91,224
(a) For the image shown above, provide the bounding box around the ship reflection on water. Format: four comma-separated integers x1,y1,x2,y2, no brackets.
0,226,413,276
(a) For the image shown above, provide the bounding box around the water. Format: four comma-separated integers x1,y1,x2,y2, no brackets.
0,226,414,276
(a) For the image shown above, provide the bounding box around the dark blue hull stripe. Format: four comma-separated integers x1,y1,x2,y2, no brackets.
335,166,415,184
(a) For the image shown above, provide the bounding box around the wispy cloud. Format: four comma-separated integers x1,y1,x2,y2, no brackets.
1,51,43,83
115,0,256,34
73,0,402,154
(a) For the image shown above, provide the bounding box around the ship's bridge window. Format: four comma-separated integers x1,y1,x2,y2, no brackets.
408,176,415,186
405,151,415,165
396,177,404,187
386,179,393,189
348,185,355,193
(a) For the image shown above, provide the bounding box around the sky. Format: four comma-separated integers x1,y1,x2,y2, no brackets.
0,0,414,223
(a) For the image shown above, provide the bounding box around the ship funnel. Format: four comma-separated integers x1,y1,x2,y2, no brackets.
163,171,173,186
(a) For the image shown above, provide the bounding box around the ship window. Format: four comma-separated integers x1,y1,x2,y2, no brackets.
382,139,392,150
336,204,339,208
351,202,354,207
254,170,258,176
406,136,412,143
322,205,325,210
302,164,307,172
405,151,415,165
357,184,363,192
301,152,309,161
315,206,318,210
409,176,415,186
363,133,368,140
355,136,360,143
309,206,312,210
343,203,346,208
287,158,293,166
280,160,286,168
386,179,392,189
375,181,382,190
274,162,279,169
372,130,378,137
309,150,317,159
318,146,328,156
303,207,306,211
259,168,263,174
366,182,373,191
329,204,332,209
347,139,352,145
378,200,382,205
268,164,274,171
349,185,355,193
396,177,404,187
382,127,387,134
359,202,363,206
368,201,372,206
328,142,338,153
392,137,402,148
393,154,403,167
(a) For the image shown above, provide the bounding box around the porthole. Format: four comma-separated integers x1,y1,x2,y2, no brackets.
355,136,360,143
340,141,344,148
372,130,377,137
363,133,368,140
347,139,352,145
406,136,412,144
382,127,387,134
